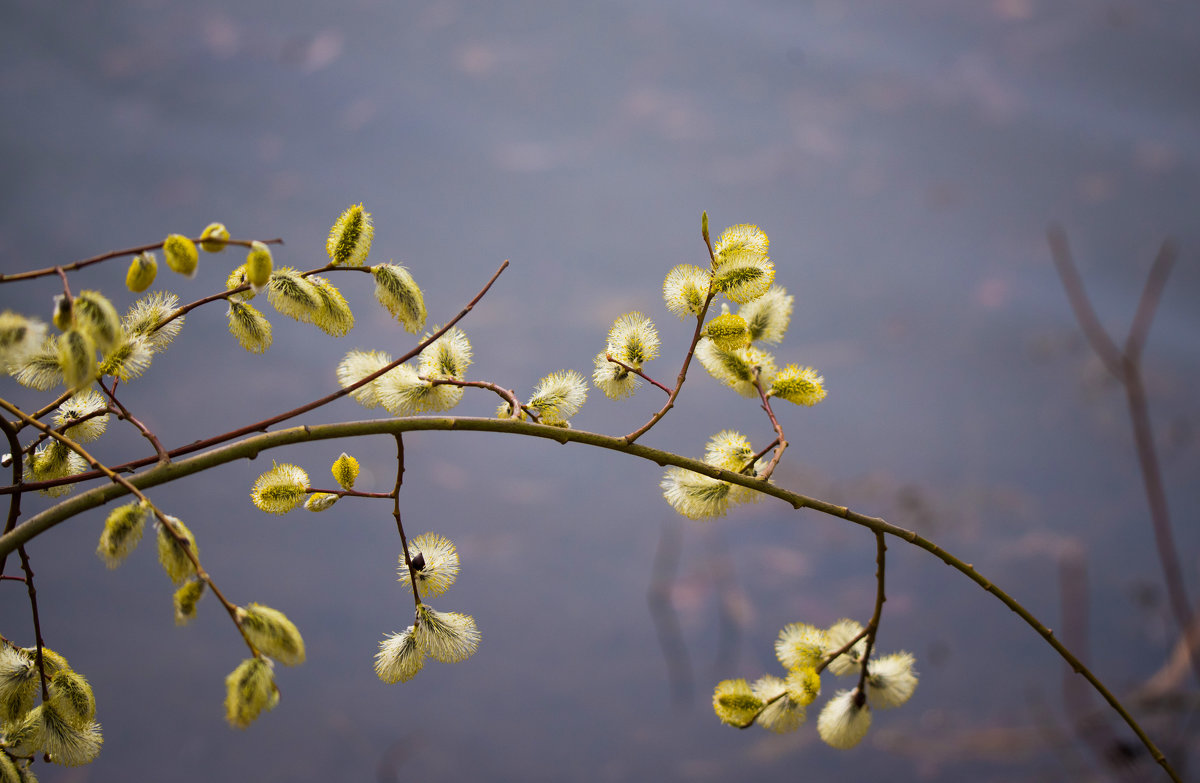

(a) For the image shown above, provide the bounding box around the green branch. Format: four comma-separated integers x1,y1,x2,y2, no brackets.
0,415,1179,781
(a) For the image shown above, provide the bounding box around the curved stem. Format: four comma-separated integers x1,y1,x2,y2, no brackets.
855,532,887,694
391,434,421,609
100,378,168,462
624,291,715,444
422,377,525,419
0,414,1179,781
0,417,23,576
752,372,787,480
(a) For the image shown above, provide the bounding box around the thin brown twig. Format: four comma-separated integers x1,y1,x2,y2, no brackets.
2,259,511,496
855,532,888,695
742,438,780,475
623,290,715,444
421,377,526,419
391,434,421,610
752,371,787,480
0,237,285,284
0,417,24,576
99,378,169,462
305,487,393,499
623,217,723,444
14,391,75,435
16,545,49,701
605,354,671,394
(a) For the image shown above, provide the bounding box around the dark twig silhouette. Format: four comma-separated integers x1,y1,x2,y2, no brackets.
1046,226,1196,685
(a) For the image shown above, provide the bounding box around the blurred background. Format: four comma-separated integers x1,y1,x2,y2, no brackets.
2,0,1199,780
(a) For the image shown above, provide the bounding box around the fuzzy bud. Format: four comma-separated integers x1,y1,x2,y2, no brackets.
237,603,306,666
326,203,373,267
97,501,149,568
58,328,96,391
156,516,198,584
199,223,230,253
331,452,359,490
174,579,207,625
244,241,273,291
126,252,158,292
163,234,199,277
224,657,278,729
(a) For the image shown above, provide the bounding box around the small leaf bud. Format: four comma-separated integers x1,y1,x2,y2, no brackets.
174,578,207,625
236,603,306,666
224,657,278,728
156,516,198,584
303,492,338,512
96,501,149,568
126,252,158,292
244,241,273,291
199,223,229,252
163,234,200,277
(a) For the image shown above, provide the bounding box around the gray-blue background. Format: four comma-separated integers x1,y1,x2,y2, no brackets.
2,1,1198,780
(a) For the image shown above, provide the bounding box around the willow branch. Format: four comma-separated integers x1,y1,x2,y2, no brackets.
0,237,285,284
0,414,1179,780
